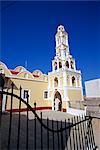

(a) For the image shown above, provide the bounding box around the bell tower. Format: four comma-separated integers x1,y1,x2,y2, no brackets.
55,25,69,60
48,25,83,111
52,25,76,72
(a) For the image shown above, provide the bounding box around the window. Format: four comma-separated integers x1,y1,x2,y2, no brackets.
71,61,74,69
72,76,75,86
54,62,57,70
66,61,69,68
22,89,30,101
54,77,58,87
59,62,62,68
44,91,48,99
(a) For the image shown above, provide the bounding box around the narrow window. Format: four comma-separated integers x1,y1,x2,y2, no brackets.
54,62,57,70
66,61,69,68
44,91,48,99
54,77,58,87
72,76,75,86
71,61,74,69
22,89,30,101
59,62,62,68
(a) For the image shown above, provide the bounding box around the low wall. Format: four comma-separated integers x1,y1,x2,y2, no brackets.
67,108,86,116
84,98,100,149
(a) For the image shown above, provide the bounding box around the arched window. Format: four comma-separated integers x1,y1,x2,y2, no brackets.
54,62,57,70
59,62,62,68
72,76,75,86
71,61,74,69
54,77,58,87
66,61,69,68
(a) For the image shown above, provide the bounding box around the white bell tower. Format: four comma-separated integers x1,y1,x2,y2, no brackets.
52,25,76,72
48,25,83,110
55,25,69,60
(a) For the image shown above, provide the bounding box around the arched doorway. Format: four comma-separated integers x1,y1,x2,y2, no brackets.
53,91,62,111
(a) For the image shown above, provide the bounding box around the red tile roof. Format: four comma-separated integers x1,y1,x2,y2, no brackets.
10,69,39,78
33,74,39,78
10,70,19,75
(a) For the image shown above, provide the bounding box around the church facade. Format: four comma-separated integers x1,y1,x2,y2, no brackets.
0,25,83,112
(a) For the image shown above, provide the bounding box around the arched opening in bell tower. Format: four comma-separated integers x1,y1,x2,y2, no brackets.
59,62,62,69
72,76,75,86
71,60,74,69
54,62,57,70
53,90,62,111
54,77,58,87
66,61,69,68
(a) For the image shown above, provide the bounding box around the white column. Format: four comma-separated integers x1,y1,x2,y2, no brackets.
48,77,50,98
57,59,59,71
74,60,76,70
80,76,83,100
79,76,82,88
70,76,72,86
52,77,55,90
52,61,55,72
69,59,71,70
52,77,55,110
62,60,65,70
63,71,68,100
58,76,61,88
76,77,78,87
52,91,54,111
2,89,7,112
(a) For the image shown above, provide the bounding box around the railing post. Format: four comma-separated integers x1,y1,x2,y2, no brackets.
34,102,36,150
88,116,96,149
0,87,3,117
71,118,76,150
17,86,22,150
79,115,85,150
68,118,72,150
41,112,43,150
82,115,88,149
26,89,29,149
60,120,63,150
57,120,60,150
47,118,49,150
64,119,68,150
73,116,78,150
52,119,54,150
90,118,96,149
8,83,14,150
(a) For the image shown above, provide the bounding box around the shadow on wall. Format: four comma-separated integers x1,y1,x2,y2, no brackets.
1,113,71,150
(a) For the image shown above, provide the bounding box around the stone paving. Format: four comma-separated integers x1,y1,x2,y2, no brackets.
1,110,100,149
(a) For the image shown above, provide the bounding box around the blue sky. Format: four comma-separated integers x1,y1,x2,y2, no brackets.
1,1,100,86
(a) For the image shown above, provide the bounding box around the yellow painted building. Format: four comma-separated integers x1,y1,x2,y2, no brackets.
0,25,83,112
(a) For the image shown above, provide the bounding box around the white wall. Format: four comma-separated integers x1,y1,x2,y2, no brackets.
67,108,86,116
85,79,100,97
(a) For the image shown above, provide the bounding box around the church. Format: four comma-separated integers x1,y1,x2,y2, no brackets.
0,25,83,112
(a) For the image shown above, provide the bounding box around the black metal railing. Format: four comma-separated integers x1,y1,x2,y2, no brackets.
0,84,98,150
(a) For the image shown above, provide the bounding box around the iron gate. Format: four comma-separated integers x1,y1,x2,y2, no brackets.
0,84,98,150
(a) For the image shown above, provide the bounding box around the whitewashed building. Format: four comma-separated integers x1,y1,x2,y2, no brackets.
85,79,100,98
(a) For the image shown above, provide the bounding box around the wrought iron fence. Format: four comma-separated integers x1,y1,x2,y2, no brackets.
0,83,98,150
